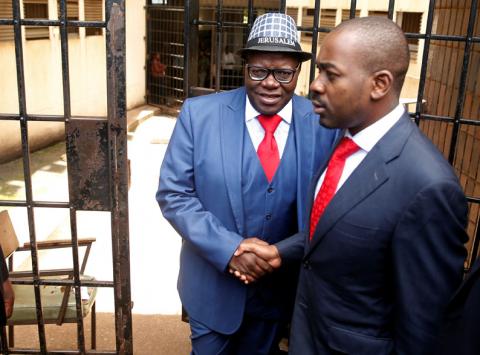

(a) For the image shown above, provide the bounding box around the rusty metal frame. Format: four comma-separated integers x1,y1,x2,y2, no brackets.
0,0,132,353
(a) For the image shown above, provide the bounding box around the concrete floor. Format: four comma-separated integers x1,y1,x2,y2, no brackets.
0,108,192,353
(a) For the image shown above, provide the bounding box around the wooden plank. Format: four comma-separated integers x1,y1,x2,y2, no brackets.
0,210,20,258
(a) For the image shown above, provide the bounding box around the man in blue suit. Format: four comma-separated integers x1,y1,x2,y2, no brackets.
235,17,468,354
156,13,337,354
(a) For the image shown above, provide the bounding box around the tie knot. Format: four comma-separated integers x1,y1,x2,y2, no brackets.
258,114,282,133
334,137,359,159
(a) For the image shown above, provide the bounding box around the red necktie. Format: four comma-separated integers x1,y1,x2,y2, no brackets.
257,114,283,182
309,137,359,240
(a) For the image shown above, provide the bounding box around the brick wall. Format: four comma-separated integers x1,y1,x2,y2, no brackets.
422,0,479,265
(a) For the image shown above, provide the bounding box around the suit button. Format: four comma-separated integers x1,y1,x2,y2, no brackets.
303,260,311,270
265,214,272,220
267,187,274,193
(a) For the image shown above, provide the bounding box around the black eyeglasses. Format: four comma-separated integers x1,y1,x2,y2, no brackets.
246,64,300,84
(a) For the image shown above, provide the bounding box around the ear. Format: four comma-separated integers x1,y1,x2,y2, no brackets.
370,70,394,100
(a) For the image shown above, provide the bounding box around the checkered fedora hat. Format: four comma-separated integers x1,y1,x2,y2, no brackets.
239,13,311,62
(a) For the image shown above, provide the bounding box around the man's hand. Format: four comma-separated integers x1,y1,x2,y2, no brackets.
229,238,282,284
235,239,282,269
229,238,273,284
3,278,14,318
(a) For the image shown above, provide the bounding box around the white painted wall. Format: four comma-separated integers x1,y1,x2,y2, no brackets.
0,0,146,162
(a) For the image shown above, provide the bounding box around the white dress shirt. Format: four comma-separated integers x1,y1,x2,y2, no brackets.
314,104,405,197
245,96,292,158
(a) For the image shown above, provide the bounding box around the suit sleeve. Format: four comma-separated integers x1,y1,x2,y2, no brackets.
275,231,305,262
392,180,468,354
156,100,243,273
0,246,8,281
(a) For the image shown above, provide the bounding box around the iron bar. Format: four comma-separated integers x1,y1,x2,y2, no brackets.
11,0,47,351
466,197,480,204
10,279,114,287
308,0,321,97
349,0,357,19
57,0,88,345
214,0,223,92
69,208,87,352
388,0,395,19
0,19,105,28
297,26,332,33
414,0,436,125
406,113,480,126
183,0,193,96
447,0,478,164
0,201,71,208
247,0,254,33
0,114,107,122
105,1,133,353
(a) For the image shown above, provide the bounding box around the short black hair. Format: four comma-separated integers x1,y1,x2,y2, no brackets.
332,17,410,93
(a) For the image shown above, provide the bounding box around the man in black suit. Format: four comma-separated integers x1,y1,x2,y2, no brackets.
234,16,468,354
0,246,13,325
436,257,480,355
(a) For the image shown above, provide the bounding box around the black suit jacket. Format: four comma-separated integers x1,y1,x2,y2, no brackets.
437,257,480,355
277,113,468,355
0,246,8,325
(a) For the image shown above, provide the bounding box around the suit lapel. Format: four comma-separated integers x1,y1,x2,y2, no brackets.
306,113,414,255
293,96,316,229
307,152,389,253
220,88,246,236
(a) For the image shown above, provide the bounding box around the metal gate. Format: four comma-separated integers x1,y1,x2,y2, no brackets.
146,0,186,108
0,0,132,353
182,0,480,271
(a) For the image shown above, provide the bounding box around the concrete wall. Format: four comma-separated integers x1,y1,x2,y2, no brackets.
0,0,146,163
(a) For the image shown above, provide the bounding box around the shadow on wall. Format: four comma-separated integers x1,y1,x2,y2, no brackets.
0,121,64,164
0,142,66,200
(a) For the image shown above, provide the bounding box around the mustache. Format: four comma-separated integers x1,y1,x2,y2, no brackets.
310,95,325,107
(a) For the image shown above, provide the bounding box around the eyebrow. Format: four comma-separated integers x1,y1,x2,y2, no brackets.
317,62,338,70
248,64,299,71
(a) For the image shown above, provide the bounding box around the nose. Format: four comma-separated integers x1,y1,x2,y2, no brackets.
310,75,325,94
261,72,280,88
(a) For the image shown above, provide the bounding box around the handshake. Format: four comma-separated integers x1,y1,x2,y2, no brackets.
228,238,282,284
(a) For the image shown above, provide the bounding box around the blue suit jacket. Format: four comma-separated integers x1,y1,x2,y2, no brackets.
156,87,337,334
277,113,468,354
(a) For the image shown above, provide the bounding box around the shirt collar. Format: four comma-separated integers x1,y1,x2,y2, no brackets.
347,103,405,153
245,95,293,124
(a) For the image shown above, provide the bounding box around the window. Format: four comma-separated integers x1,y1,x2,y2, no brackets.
300,8,314,41
286,7,298,24
341,9,360,22
368,11,389,17
318,9,336,43
301,8,336,43
399,12,422,62
24,0,49,40
85,0,103,36
0,0,13,41
58,0,79,35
